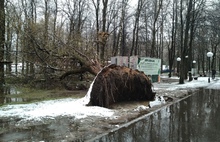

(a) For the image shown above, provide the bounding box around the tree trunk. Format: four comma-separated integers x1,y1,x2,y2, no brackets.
0,0,5,92
150,0,163,57
59,58,102,80
92,0,100,58
130,0,142,56
168,0,177,78
119,0,128,56
179,0,193,84
99,0,108,61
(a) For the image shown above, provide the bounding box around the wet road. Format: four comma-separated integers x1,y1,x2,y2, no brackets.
91,89,220,142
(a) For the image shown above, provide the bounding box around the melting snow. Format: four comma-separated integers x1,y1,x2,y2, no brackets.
0,76,219,121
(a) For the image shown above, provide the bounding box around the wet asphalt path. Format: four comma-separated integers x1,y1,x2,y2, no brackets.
91,88,220,142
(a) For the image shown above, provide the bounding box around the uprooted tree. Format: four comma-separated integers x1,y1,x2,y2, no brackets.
86,64,156,108
32,39,104,89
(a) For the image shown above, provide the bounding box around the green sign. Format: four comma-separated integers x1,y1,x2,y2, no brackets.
137,57,161,75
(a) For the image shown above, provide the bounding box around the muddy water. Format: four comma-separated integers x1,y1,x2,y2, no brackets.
89,89,220,142
1,89,220,142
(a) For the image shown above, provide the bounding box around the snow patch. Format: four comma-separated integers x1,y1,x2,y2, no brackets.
0,76,219,122
0,98,115,121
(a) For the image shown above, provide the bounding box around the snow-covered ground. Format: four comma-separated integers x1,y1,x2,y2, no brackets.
0,76,219,121
155,76,220,90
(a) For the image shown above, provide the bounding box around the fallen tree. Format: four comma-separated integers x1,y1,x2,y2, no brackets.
86,64,156,108
25,36,104,89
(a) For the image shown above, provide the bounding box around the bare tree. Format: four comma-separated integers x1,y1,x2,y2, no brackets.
142,1,150,57
0,0,5,92
119,0,129,56
150,0,163,57
99,0,108,60
168,0,178,77
110,1,120,56
179,0,206,83
207,1,220,70
92,0,100,58
130,0,143,56
179,0,193,84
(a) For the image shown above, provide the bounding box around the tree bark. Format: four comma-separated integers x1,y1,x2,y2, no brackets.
92,0,100,58
179,0,184,84
100,0,108,60
130,0,142,56
168,0,177,78
150,0,163,57
0,0,5,92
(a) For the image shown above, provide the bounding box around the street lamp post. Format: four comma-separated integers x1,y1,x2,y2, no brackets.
207,51,213,83
185,55,189,80
177,57,181,77
192,60,196,76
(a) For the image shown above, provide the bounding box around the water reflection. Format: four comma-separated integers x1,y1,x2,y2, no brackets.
0,117,84,142
0,96,4,105
93,89,220,142
0,85,5,105
0,86,23,105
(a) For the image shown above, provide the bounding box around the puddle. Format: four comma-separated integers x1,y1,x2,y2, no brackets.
0,117,79,141
90,89,220,142
2,97,42,104
0,86,86,105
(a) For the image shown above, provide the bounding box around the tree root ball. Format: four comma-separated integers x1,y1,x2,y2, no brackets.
87,64,156,108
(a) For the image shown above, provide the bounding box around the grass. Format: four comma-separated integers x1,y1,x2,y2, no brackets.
3,86,87,105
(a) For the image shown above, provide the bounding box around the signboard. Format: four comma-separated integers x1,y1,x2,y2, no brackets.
111,56,161,82
137,57,161,75
111,56,161,75
129,56,138,69
111,56,128,66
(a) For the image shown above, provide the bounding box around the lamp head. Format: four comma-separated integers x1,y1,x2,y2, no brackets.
207,52,213,57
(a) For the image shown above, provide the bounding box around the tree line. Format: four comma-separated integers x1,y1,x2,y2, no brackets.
0,0,220,90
